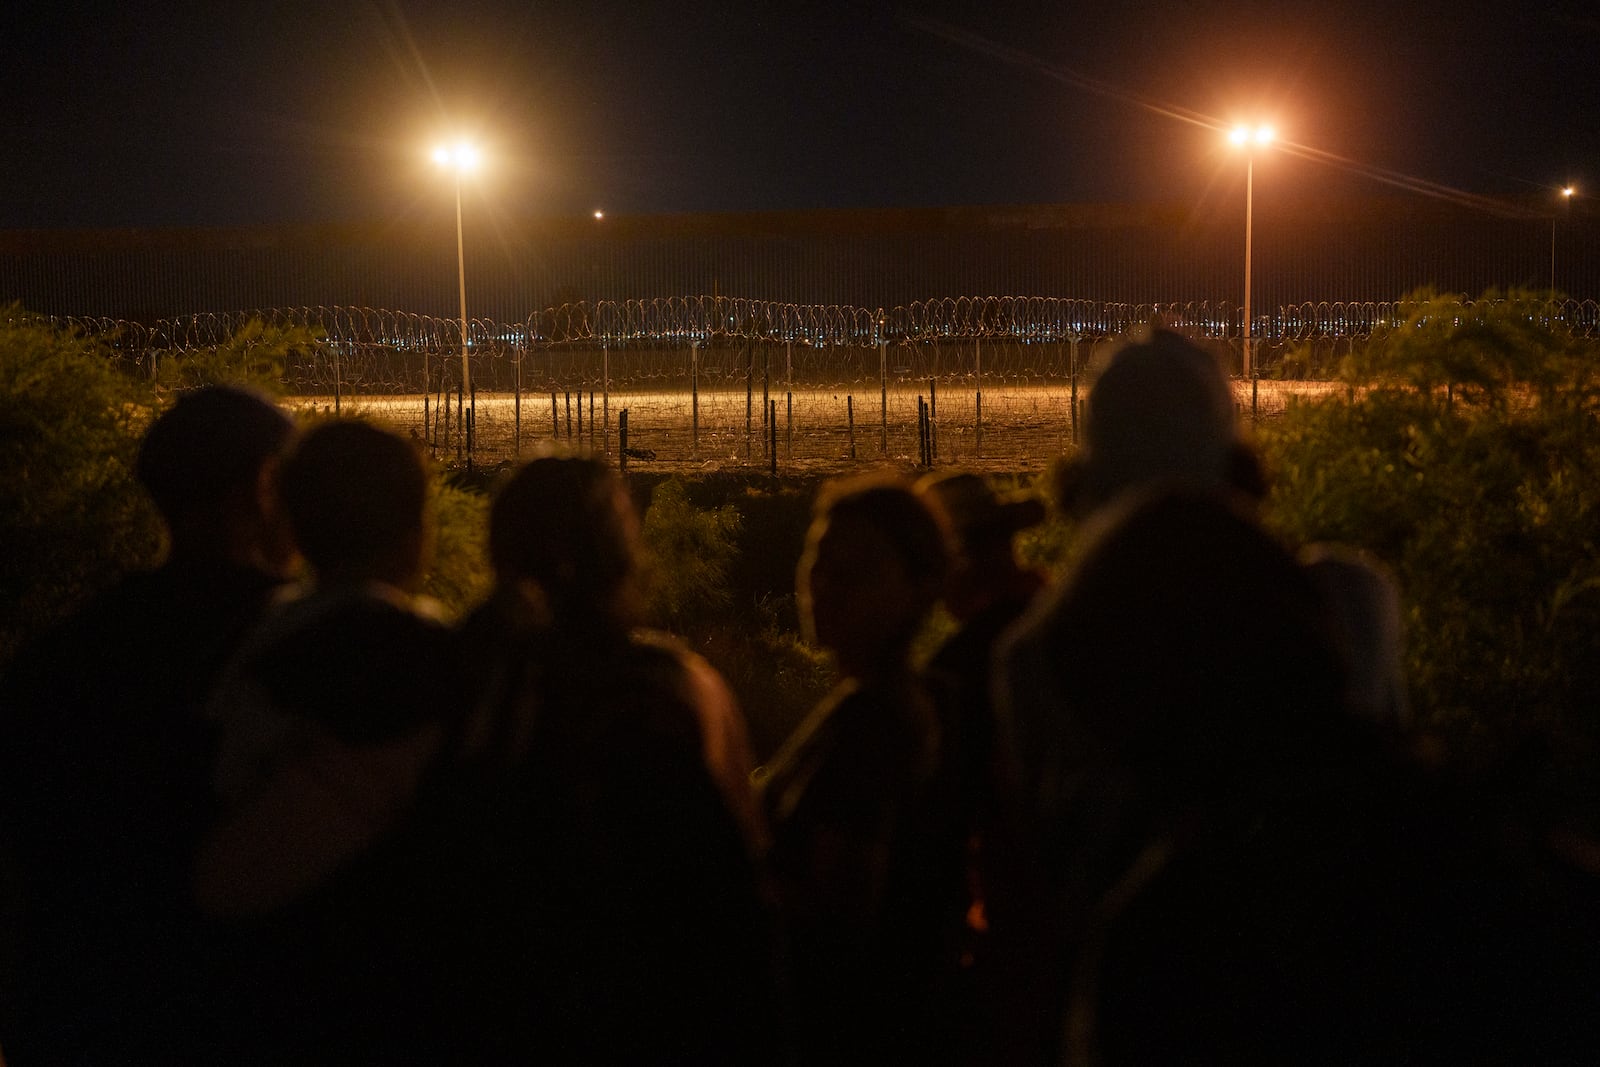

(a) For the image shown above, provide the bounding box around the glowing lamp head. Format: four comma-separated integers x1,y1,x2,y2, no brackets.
1228,124,1276,149
1562,186,1575,198
593,209,605,219
432,142,482,173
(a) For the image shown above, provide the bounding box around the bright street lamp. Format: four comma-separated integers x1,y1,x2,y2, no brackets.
1228,124,1275,378
1554,185,1576,294
432,141,482,407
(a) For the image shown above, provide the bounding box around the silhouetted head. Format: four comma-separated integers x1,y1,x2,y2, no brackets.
799,475,950,678
136,385,296,570
917,471,1046,620
278,419,432,591
489,455,642,628
918,471,1045,558
1060,326,1246,515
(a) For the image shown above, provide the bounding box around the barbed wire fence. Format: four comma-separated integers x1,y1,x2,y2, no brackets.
39,294,1600,471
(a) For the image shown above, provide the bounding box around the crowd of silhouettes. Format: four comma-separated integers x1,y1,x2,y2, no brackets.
2,324,1599,1065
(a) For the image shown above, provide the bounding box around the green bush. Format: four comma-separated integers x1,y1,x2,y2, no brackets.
640,477,743,633
1259,290,1600,746
0,313,487,659
690,603,835,761
633,475,836,758
423,473,492,617
0,310,163,662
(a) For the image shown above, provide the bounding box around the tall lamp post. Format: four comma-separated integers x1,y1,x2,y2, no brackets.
432,141,482,445
1228,124,1275,379
1554,185,1575,295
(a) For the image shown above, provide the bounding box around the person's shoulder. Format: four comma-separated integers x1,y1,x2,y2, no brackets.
243,585,459,740
758,682,856,779
994,571,1074,672
626,626,726,692
1069,487,1304,600
1096,487,1285,558
265,584,449,651
620,627,704,695
30,566,173,646
628,626,695,665
1,566,187,707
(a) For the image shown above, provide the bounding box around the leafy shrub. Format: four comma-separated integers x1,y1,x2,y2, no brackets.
0,310,162,662
423,473,492,617
640,477,743,633
0,313,485,659
691,600,835,761
633,475,835,758
1259,290,1600,746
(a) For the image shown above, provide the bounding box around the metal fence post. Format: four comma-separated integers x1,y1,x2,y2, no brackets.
744,336,754,463
619,408,629,473
975,335,983,457
1069,331,1081,445
847,395,856,460
878,311,888,456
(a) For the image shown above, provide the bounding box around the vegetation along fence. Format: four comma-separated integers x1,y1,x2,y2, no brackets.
41,294,1600,471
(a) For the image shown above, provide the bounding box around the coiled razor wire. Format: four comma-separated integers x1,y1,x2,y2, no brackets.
23,294,1600,468
39,294,1600,354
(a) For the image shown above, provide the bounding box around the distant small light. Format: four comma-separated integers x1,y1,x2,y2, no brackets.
1255,125,1276,145
1562,186,1576,198
594,209,605,219
431,146,450,164
1228,126,1249,145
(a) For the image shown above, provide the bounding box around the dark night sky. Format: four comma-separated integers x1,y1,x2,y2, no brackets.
3,0,1597,230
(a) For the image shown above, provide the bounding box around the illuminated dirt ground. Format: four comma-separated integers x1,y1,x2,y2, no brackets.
300,379,1347,474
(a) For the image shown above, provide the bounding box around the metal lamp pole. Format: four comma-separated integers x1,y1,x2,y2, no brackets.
1230,125,1275,380
433,141,480,461
454,170,470,397
1244,151,1255,379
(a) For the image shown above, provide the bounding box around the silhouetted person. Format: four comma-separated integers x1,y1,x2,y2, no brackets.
271,454,775,1064
0,385,296,1064
204,418,452,822
758,475,968,1065
998,328,1600,1063
999,326,1348,844
994,328,1356,1061
918,471,1048,837
916,471,1050,1062
189,418,460,1061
